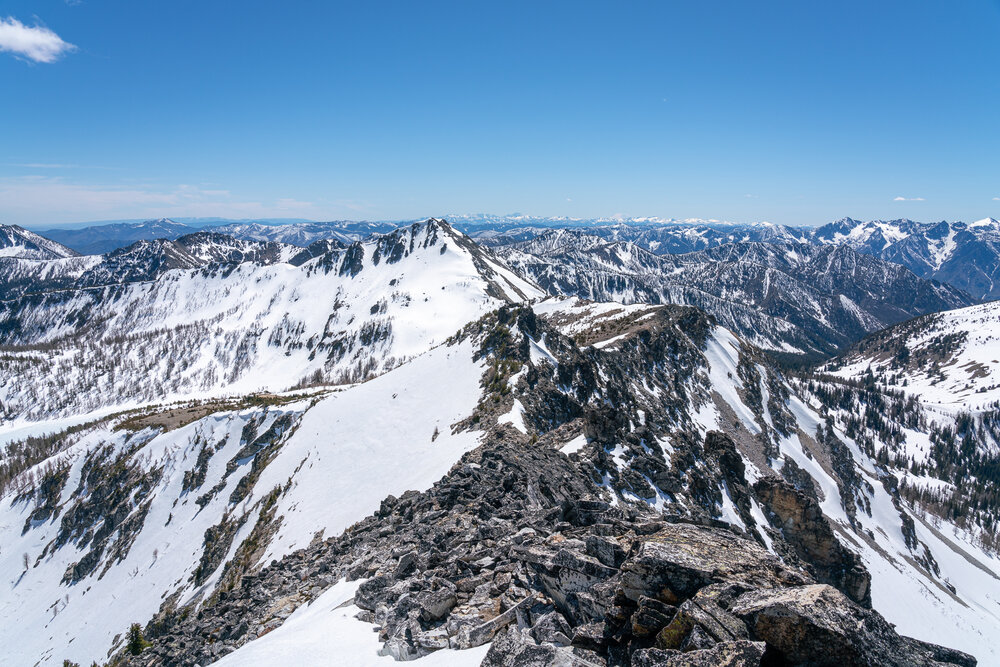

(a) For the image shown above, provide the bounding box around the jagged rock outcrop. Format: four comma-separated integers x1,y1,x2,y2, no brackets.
753,477,872,607
632,641,766,667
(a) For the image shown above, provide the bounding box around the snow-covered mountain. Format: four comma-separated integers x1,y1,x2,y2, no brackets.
815,300,1000,539
495,231,973,359
0,220,540,422
72,232,301,289
812,217,1000,300
212,221,400,246
0,225,97,301
471,218,809,254
0,232,331,299
469,215,1000,301
0,224,79,260
825,300,1000,412
27,214,1000,300
2,217,999,666
1,297,995,666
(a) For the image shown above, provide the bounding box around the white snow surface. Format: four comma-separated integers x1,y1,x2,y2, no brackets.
211,579,491,667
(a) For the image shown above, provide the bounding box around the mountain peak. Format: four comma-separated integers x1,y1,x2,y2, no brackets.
0,223,79,259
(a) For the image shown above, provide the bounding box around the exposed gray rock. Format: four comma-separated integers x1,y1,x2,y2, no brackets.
753,477,872,607
483,626,607,666
632,640,765,666
730,584,976,667
618,522,808,605
629,596,677,638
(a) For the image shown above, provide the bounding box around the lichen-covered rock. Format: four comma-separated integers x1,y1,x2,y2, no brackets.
618,522,808,605
630,596,677,638
655,595,747,650
483,626,607,667
632,640,766,666
730,584,976,667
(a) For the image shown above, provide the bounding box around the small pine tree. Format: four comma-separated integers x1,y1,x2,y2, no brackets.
126,623,150,655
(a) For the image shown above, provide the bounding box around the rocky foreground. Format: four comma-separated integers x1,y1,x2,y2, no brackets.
119,424,976,667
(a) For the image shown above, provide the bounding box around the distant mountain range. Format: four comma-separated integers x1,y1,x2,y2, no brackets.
3,221,973,361
495,231,973,359
27,214,1000,299
811,217,1000,300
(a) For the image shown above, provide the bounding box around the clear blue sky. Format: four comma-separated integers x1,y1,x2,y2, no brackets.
2,1,998,226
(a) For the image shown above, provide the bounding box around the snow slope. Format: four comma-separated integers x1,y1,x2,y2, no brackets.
0,224,79,260
0,338,488,667
210,580,492,667
828,300,1000,412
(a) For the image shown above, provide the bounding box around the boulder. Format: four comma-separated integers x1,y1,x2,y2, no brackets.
631,640,765,666
619,523,808,605
655,596,747,650
630,596,678,638
730,584,976,667
483,626,608,667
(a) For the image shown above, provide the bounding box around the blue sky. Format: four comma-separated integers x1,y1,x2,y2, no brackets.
1,1,998,227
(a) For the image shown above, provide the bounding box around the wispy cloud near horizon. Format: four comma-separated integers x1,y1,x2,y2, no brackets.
0,175,363,225
893,196,926,202
0,17,75,63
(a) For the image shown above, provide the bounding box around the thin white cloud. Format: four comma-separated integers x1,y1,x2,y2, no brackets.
0,176,364,224
993,197,1000,201
6,163,79,169
893,196,926,202
0,17,75,63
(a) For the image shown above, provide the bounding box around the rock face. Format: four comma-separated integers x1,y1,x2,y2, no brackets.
753,477,872,607
116,428,975,667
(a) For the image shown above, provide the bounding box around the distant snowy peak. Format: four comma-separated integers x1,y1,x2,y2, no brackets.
213,220,400,246
970,216,1000,229
335,218,542,303
810,218,1000,299
0,224,79,259
473,217,810,253
442,212,755,228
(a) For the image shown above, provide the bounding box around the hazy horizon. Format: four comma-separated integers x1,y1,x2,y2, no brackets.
17,211,1000,233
